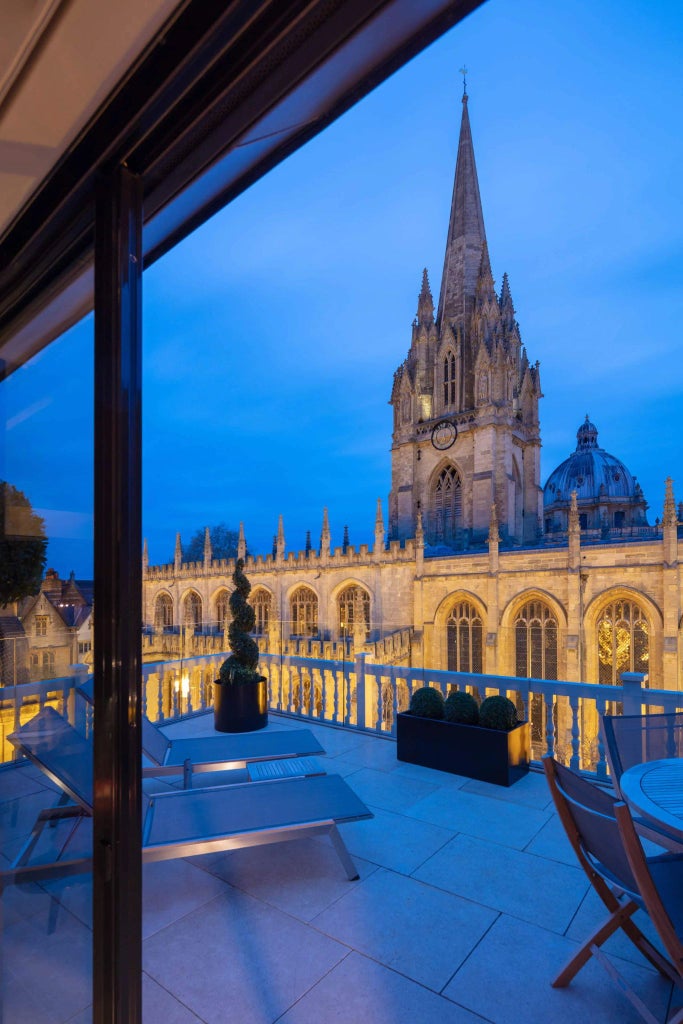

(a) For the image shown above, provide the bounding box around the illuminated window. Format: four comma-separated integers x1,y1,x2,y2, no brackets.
430,466,462,545
337,584,370,640
443,352,456,406
154,593,173,629
41,651,55,677
597,599,649,686
183,591,203,632
291,587,318,636
214,590,230,632
447,601,482,673
515,601,558,680
251,589,271,635
35,615,49,636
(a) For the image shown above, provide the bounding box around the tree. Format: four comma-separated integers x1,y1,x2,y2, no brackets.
180,523,240,563
0,482,48,606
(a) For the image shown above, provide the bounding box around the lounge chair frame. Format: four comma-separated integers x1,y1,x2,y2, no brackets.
3,708,370,891
76,677,324,786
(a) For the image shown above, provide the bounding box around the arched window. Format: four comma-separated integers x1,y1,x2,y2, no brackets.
251,589,271,635
337,585,370,640
183,591,203,632
443,352,456,407
447,601,483,673
291,587,318,637
430,466,462,545
515,600,558,680
214,590,229,633
154,593,173,630
597,599,649,686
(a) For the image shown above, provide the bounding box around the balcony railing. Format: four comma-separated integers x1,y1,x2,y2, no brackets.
2,653,682,777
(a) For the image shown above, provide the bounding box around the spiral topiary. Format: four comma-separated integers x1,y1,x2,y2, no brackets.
218,559,266,686
479,695,518,731
444,690,480,725
409,686,445,719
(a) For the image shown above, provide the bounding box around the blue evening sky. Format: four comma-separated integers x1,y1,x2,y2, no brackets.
4,0,682,576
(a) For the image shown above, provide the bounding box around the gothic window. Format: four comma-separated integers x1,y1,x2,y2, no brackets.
597,599,649,686
447,601,483,673
337,584,370,640
291,587,318,637
430,465,462,545
214,590,230,632
154,593,173,630
401,394,411,423
35,615,49,636
183,591,203,632
515,601,558,680
41,651,55,677
443,352,456,407
251,589,271,635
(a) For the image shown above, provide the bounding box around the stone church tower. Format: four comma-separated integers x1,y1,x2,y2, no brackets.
389,89,543,549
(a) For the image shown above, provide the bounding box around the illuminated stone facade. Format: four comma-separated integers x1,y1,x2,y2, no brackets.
142,93,683,693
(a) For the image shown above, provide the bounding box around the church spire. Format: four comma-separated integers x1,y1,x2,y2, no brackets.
416,268,434,326
276,514,285,560
437,90,487,326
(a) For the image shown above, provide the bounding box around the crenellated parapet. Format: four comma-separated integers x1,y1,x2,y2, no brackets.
145,534,418,583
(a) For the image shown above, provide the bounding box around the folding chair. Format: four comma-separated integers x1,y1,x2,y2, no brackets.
76,676,325,786
601,712,683,852
543,755,683,1024
3,707,371,891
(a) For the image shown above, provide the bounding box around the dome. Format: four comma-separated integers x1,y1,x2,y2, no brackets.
544,416,638,503
543,416,648,535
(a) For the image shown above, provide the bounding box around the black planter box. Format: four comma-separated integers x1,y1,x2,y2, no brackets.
214,679,268,733
396,712,530,787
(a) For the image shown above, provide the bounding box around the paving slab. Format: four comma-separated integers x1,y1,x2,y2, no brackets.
414,832,589,934
313,867,498,991
444,914,672,1024
143,888,347,1024
408,785,552,850
278,951,491,1024
337,805,453,875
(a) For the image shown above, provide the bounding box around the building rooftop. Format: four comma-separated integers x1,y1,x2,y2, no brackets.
1,712,679,1024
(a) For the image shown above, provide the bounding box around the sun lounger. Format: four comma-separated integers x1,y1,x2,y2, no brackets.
76,677,325,786
4,707,371,889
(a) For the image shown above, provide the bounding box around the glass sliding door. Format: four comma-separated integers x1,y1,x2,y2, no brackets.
1,319,94,1023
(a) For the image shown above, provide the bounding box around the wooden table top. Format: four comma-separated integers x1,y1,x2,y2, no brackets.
620,758,683,840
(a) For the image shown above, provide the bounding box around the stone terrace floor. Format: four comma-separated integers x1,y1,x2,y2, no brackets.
1,712,680,1024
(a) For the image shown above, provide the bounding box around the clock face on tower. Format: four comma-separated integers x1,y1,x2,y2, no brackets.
431,420,457,450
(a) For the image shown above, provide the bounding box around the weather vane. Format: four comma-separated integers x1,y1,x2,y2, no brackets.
459,65,468,96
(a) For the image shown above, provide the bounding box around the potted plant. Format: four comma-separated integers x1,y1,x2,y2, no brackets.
396,688,530,786
213,558,268,732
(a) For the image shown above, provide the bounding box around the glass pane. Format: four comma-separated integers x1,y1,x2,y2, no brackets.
1,320,94,1021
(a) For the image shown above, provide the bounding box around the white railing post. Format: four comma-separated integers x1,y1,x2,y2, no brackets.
69,662,90,729
621,672,647,715
354,652,367,729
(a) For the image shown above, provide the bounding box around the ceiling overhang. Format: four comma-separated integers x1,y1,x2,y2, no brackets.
0,0,484,377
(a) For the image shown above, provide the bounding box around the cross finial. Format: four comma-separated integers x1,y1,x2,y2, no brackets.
459,65,468,96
